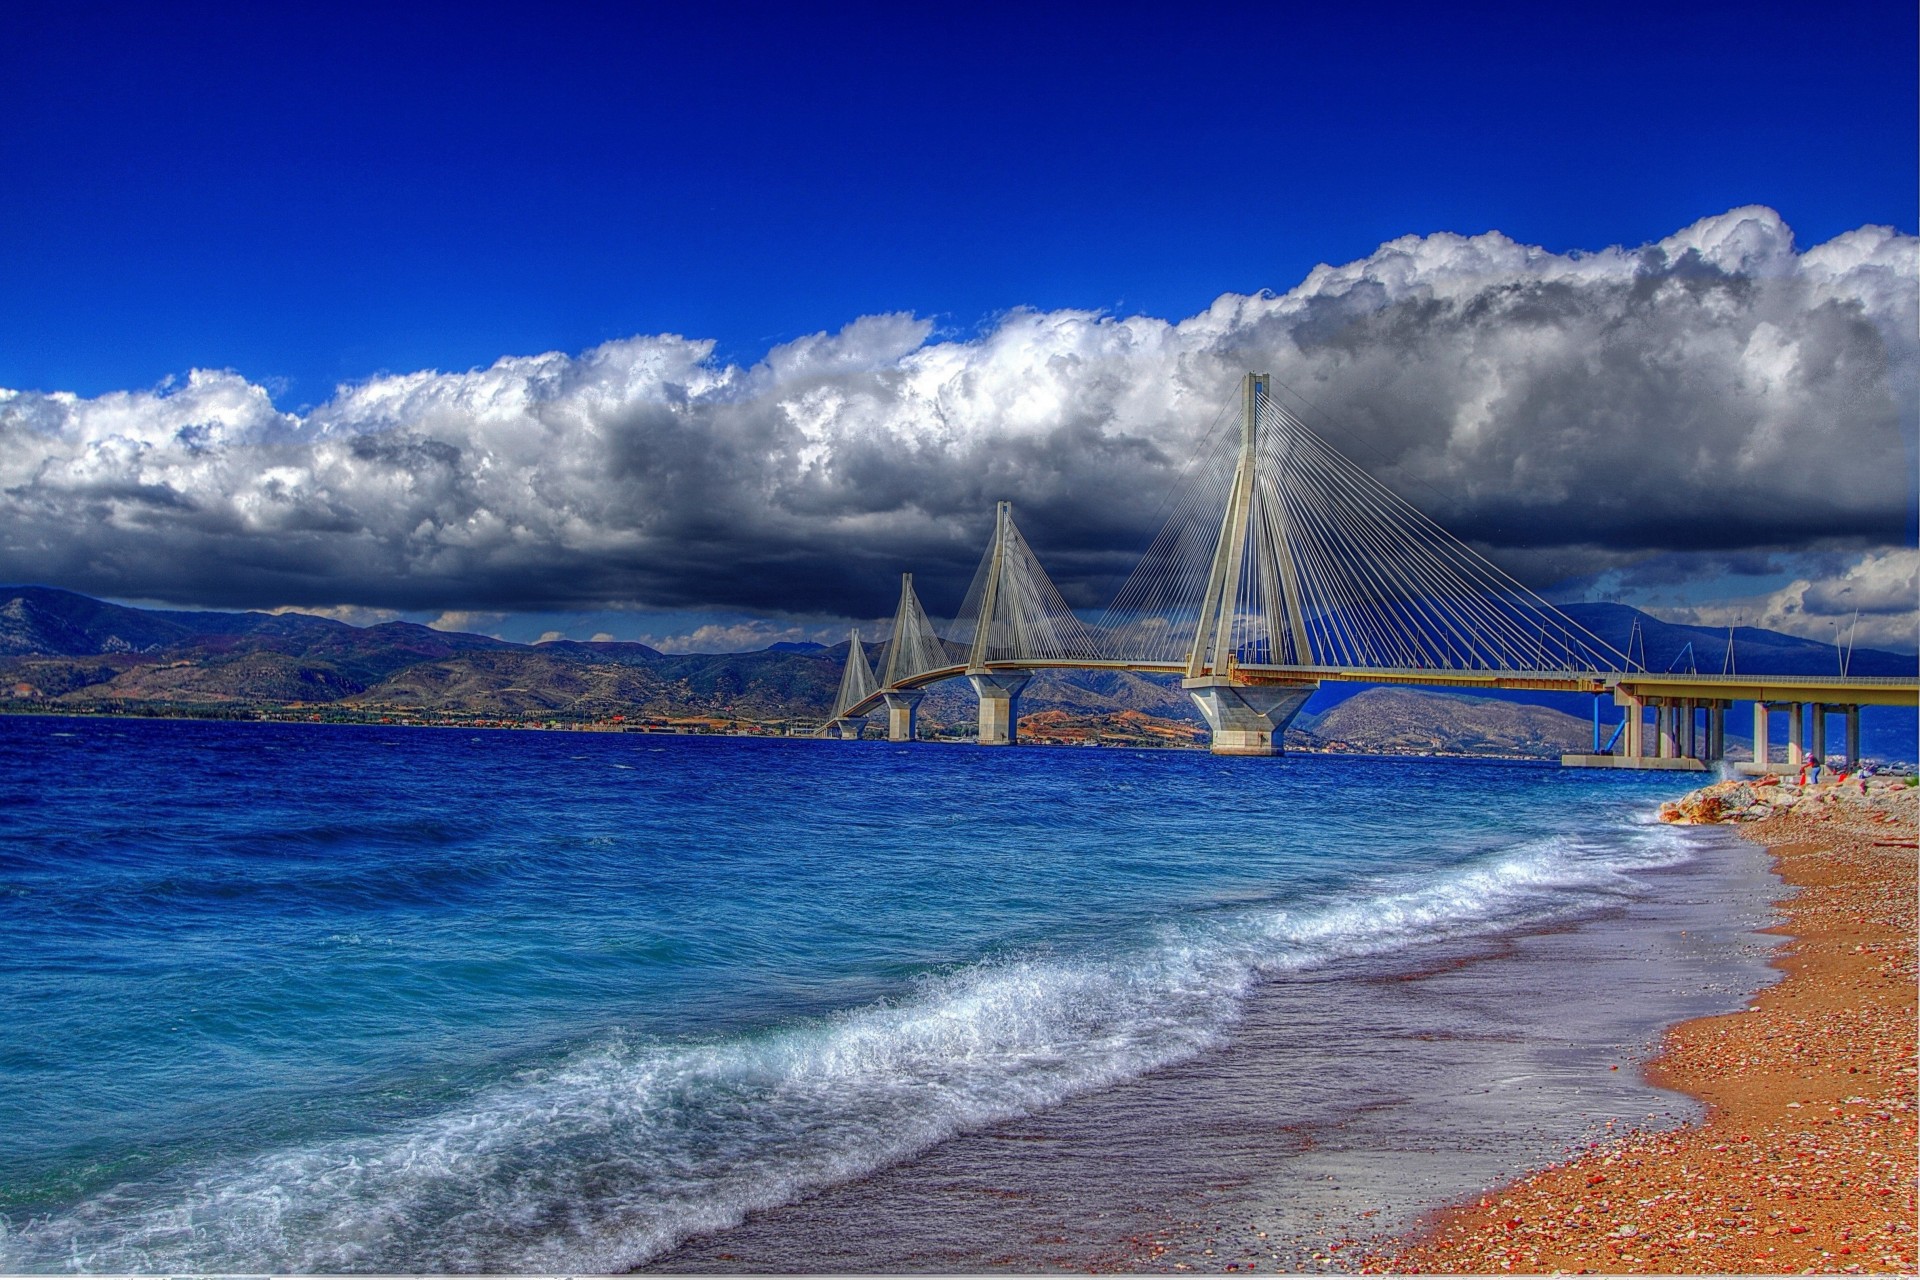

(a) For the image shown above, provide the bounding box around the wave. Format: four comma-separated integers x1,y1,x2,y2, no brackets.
0,816,1701,1273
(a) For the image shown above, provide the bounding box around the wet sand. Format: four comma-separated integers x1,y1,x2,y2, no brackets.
1379,783,1918,1274
641,816,1781,1273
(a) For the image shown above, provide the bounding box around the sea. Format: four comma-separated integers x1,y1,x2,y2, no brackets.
0,716,1782,1274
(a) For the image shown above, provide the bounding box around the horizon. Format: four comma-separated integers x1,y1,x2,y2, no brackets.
8,580,1916,661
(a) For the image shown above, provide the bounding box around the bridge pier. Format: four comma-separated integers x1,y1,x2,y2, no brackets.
882,691,923,742
1576,688,1712,770
1845,704,1861,765
1785,702,1805,768
1183,678,1317,756
837,718,866,741
968,672,1031,746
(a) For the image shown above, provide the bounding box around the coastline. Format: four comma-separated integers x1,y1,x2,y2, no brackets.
636,781,1781,1274
1378,780,1918,1274
5,720,1906,1273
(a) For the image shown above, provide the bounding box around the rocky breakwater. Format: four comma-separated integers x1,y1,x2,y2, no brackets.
1659,773,1918,829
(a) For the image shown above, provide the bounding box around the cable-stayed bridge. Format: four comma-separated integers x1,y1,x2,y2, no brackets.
824,374,1916,765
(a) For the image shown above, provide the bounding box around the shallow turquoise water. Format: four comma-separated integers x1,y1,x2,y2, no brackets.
0,717,1701,1271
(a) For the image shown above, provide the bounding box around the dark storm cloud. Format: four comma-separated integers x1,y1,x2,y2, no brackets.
1,208,1913,627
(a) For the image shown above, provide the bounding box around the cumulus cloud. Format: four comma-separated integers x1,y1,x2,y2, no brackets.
269,602,401,626
1,207,1913,627
426,610,506,634
638,620,852,654
1650,547,1920,652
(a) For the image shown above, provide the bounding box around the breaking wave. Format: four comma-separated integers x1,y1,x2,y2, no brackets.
0,817,1697,1273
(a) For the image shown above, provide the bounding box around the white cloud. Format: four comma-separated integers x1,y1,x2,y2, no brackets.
1,207,1913,627
428,610,506,634
1654,548,1920,652
639,620,851,654
270,603,401,626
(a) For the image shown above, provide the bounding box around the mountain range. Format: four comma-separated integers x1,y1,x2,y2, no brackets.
2,585,1912,759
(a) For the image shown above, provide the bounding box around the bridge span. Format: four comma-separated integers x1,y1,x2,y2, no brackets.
823,374,1917,765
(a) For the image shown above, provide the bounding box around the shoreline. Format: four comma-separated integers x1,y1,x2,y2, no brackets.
1375,780,1918,1274
636,780,1781,1274
0,706,1609,761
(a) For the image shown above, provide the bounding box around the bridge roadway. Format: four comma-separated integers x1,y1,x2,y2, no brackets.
836,659,1919,763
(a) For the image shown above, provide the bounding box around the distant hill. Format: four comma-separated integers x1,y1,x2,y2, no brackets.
0,585,849,723
1559,601,1914,678
1,586,1911,760
0,586,293,656
531,638,668,664
1297,688,1589,757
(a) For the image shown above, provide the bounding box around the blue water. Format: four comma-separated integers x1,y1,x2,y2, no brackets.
0,717,1708,1272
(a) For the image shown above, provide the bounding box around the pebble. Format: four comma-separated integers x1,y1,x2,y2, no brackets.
1372,808,1917,1275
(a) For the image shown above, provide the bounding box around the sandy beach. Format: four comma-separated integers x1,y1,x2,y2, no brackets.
1377,776,1918,1275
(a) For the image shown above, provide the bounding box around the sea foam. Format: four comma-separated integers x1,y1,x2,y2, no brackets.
1,815,1696,1274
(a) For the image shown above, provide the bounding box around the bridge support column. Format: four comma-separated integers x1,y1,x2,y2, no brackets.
882,691,924,743
1845,705,1861,766
1656,699,1677,759
1785,703,1804,768
1183,678,1317,756
968,672,1032,746
1811,704,1828,764
1753,702,1771,768
837,718,866,741
1708,702,1726,762
1681,699,1697,759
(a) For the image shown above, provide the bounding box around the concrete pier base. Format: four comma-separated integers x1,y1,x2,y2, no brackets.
1562,753,1711,772
882,691,923,743
836,718,866,741
1183,677,1317,756
1656,700,1678,759
968,672,1032,746
1622,691,1646,758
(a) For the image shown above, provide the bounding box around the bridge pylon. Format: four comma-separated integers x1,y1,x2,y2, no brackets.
869,573,949,742
879,572,949,690
966,502,1032,744
1181,372,1318,756
949,499,1097,745
823,627,877,738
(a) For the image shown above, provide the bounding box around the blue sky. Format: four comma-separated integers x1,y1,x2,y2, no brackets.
4,1,1913,406
1,1,1915,652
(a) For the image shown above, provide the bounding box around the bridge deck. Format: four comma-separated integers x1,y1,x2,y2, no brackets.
834,660,1918,722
